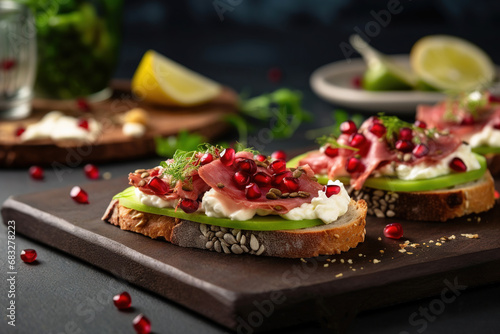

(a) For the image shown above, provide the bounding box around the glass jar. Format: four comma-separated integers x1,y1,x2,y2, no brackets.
21,0,122,100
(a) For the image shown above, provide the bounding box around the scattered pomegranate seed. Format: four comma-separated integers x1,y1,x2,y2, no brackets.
395,140,414,153
254,154,267,162
83,164,99,180
324,145,339,158
269,159,286,173
267,67,282,83
179,199,199,213
133,314,151,334
414,120,427,129
398,127,413,141
349,133,366,148
384,223,403,239
113,292,132,310
345,157,362,173
272,170,293,186
495,190,499,199
1,58,16,71
147,177,169,195
220,148,235,166
449,157,467,172
340,120,357,135
323,184,341,197
29,166,44,180
76,98,91,112
412,144,429,158
369,123,387,138
282,177,299,192
245,183,262,200
253,172,272,187
15,126,25,137
271,150,287,160
77,118,89,131
351,75,362,89
70,186,89,204
236,159,257,174
20,249,37,263
200,153,213,165
460,115,475,125
232,171,251,189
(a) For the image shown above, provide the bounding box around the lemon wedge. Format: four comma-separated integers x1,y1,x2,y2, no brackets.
132,50,221,106
410,35,495,91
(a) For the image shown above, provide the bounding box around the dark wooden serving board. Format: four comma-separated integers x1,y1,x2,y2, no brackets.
2,178,500,332
0,80,237,167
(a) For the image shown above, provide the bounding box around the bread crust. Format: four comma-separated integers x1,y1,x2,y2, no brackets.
349,170,495,222
102,199,367,258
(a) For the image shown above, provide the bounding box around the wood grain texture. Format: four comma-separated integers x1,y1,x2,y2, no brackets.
0,80,237,167
2,177,500,332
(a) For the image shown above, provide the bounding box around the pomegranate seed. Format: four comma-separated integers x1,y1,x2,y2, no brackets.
345,157,362,173
200,153,213,165
76,98,90,112
369,123,387,138
493,120,500,130
384,223,403,239
271,150,287,160
282,177,299,192
15,126,25,137
77,118,89,131
245,183,262,200
29,166,44,180
83,164,99,180
236,159,257,174
414,120,427,129
147,177,169,195
220,148,235,166
461,115,475,125
253,172,272,187
70,186,89,204
349,133,366,148
412,144,429,158
340,120,357,135
254,154,267,162
269,159,286,173
324,145,339,158
133,314,151,334
398,127,413,141
179,198,199,213
495,190,499,199
113,292,132,310
323,184,341,197
449,157,467,172
2,58,16,71
232,171,251,189
272,170,292,186
352,75,362,89
20,249,37,263
395,140,414,153
267,67,282,83
489,94,500,103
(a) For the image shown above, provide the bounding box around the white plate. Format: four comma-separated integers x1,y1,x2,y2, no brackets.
310,55,500,114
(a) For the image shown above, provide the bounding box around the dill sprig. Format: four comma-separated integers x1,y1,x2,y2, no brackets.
377,114,425,141
316,135,359,151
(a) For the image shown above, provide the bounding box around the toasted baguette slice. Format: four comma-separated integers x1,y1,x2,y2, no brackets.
102,199,367,258
349,170,495,222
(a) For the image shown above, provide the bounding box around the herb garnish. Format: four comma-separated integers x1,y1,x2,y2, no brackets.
377,114,425,141
316,135,359,151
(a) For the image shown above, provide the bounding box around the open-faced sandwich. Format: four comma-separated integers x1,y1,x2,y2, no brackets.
292,116,495,221
102,145,367,258
416,91,500,175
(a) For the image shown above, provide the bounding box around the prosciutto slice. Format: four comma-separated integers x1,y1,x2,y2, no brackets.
198,158,322,214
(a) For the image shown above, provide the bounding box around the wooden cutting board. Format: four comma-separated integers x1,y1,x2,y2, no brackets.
2,177,500,332
0,80,237,167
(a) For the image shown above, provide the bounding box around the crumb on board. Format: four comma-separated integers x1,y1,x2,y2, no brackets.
323,264,329,268
347,259,353,264
436,242,442,246
373,259,381,264
335,273,343,278
300,258,307,263
340,259,345,263
461,233,479,239
448,235,456,240
378,237,382,241
379,250,385,254
399,249,407,253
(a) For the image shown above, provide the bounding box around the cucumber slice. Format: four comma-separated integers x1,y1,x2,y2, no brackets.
113,187,324,231
289,152,487,192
